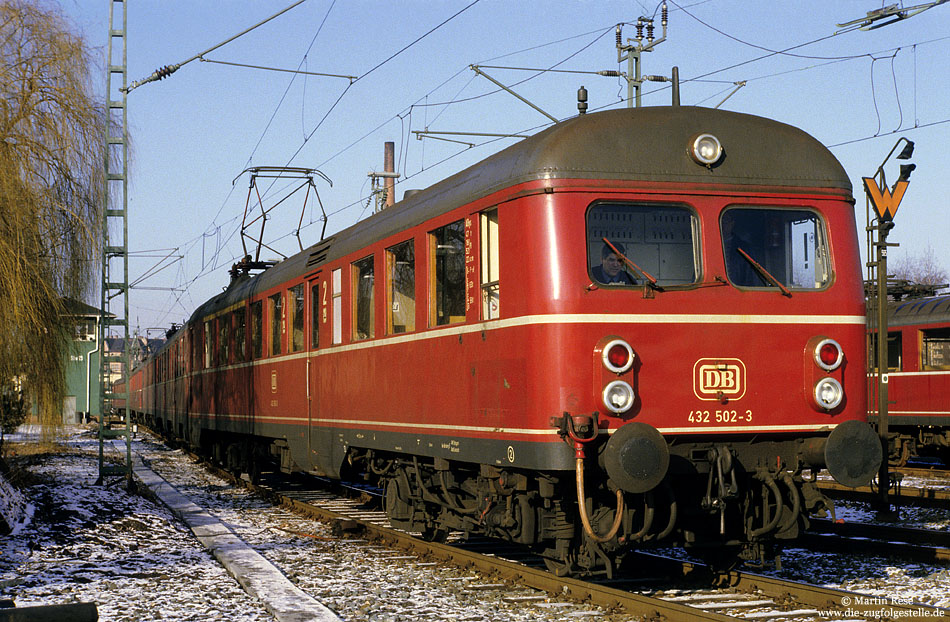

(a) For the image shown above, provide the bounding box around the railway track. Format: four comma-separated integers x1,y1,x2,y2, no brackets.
805,518,950,564
131,424,947,622
226,466,948,622
819,476,950,509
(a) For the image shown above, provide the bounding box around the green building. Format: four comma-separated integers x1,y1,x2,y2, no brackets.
63,299,110,424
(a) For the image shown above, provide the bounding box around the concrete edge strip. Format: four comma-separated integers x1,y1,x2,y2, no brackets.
132,457,341,622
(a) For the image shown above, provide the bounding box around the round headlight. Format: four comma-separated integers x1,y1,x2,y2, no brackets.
603,380,635,414
814,338,844,371
690,133,723,166
814,377,844,410
602,339,635,374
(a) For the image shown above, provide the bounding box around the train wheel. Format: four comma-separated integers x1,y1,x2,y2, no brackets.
889,440,910,467
384,477,413,524
420,524,449,543
541,541,575,577
694,545,742,571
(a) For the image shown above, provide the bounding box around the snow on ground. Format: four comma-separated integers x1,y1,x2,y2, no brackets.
0,428,274,621
0,427,640,621
3,425,950,620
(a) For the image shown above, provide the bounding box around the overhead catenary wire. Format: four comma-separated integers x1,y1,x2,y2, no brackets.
148,3,949,331
123,0,310,94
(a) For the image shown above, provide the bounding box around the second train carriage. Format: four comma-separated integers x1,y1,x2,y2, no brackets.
874,293,950,465
127,106,881,575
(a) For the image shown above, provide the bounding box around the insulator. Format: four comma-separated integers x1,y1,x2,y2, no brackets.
615,24,622,47
647,23,655,41
636,21,644,40
598,70,621,77
662,2,668,26
156,65,176,80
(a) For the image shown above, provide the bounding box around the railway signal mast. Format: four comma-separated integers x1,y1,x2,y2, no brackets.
864,137,915,514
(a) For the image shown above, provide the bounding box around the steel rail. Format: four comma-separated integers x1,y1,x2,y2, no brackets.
632,552,950,622
819,480,950,509
162,434,950,622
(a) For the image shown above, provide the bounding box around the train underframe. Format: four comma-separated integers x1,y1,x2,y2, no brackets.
136,411,849,577
886,425,950,466
348,434,838,578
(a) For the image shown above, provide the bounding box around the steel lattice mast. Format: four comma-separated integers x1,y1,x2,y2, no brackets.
97,0,132,486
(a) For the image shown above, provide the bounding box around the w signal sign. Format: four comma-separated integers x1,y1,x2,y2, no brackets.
863,177,909,222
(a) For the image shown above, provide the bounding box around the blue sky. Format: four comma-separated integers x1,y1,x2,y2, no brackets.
63,0,950,334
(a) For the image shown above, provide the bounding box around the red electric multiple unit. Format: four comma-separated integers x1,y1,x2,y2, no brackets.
124,106,881,575
874,294,950,465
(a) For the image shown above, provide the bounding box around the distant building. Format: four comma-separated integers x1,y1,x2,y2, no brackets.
61,300,166,424
62,299,110,424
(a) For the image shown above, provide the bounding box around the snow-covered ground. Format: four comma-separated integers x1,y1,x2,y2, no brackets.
3,426,950,620
0,427,637,621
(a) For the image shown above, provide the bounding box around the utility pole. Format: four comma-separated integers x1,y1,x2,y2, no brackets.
368,142,399,213
616,3,669,107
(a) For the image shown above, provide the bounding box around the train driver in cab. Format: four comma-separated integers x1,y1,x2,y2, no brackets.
592,242,637,285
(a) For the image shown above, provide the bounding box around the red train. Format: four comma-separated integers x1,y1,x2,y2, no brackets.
876,294,950,465
124,105,881,575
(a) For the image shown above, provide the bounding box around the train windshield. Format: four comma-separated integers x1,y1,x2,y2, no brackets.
721,208,830,290
586,202,699,287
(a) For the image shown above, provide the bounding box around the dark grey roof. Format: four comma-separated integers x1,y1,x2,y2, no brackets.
889,295,950,327
62,298,111,318
190,106,852,324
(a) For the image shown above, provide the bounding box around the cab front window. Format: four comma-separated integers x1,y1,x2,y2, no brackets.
586,202,699,287
721,208,830,289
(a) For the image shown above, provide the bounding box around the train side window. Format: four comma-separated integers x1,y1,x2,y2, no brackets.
332,269,342,344
587,202,699,287
870,331,903,371
289,284,305,352
480,209,500,320
217,315,229,366
387,241,415,334
204,320,212,368
310,281,320,349
430,219,466,326
250,300,263,359
269,292,282,356
189,326,196,371
922,327,950,370
233,308,246,362
353,256,375,340
721,208,830,290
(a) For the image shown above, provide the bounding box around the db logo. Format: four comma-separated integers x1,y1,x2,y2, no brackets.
693,358,746,401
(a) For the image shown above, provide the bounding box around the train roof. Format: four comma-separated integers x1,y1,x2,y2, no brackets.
191,106,852,323
889,294,950,327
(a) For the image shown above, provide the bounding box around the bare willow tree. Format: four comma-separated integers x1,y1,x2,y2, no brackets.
892,245,950,292
0,1,107,429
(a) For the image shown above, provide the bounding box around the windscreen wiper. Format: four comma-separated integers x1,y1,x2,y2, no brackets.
737,247,791,297
602,238,662,290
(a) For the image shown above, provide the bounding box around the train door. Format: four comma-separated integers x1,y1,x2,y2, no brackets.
307,274,325,473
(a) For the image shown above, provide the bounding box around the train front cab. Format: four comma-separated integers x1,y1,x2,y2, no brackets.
537,186,884,565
